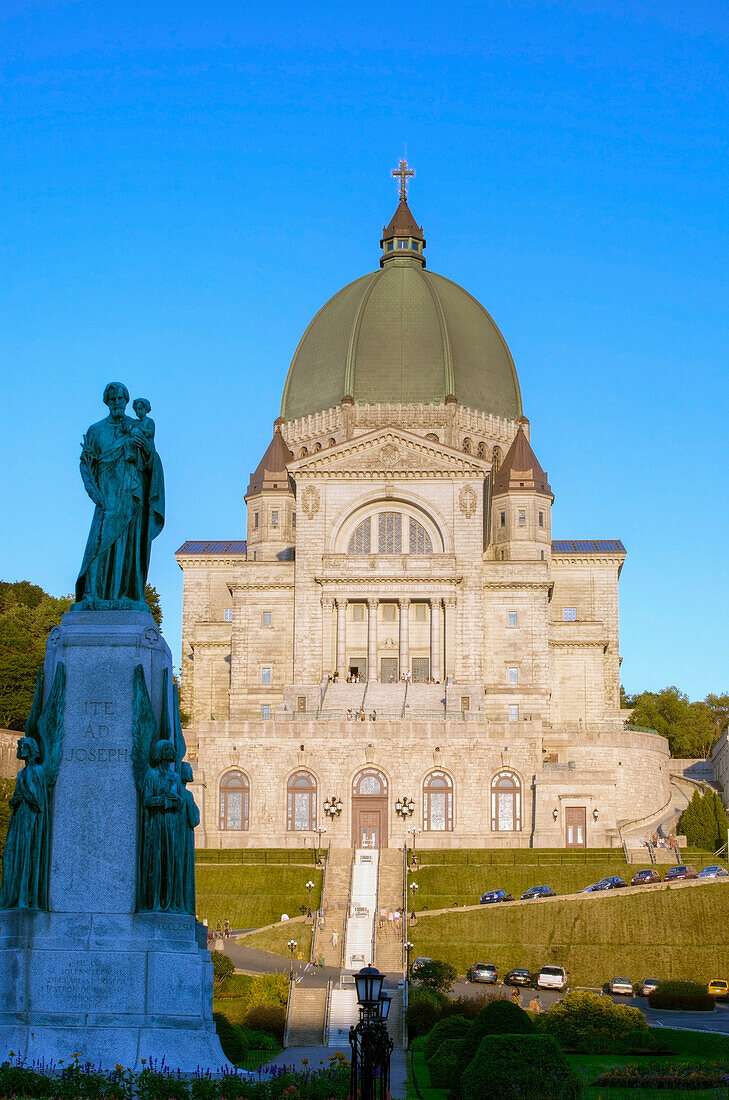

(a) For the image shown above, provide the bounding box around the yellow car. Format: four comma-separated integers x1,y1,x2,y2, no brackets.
708,979,729,998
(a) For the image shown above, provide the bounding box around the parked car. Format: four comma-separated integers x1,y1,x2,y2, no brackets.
411,956,432,974
708,979,729,998
521,885,556,900
582,876,628,892
504,968,532,987
537,965,567,991
641,978,660,997
631,869,661,885
610,976,634,996
471,963,498,984
697,865,729,880
479,889,514,904
664,865,698,881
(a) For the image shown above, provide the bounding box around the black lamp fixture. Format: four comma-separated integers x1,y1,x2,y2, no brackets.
552,807,559,821
395,796,415,819
592,807,599,822
378,992,392,1020
323,795,343,819
354,964,385,1009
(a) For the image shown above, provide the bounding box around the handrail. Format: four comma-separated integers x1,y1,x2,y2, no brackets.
371,849,380,966
322,977,333,1045
401,679,409,718
317,675,329,715
283,974,295,1048
401,843,408,974
341,848,356,969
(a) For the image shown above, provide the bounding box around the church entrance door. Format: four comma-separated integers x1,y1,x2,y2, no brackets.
565,807,586,848
351,768,389,848
380,657,398,683
412,658,430,682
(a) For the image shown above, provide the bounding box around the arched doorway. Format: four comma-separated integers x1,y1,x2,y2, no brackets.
351,768,388,849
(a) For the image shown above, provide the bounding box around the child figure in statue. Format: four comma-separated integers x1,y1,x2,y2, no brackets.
132,397,155,441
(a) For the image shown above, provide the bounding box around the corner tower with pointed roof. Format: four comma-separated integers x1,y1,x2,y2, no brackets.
491,417,553,561
244,420,295,562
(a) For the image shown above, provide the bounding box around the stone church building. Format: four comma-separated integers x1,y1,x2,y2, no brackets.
177,170,670,851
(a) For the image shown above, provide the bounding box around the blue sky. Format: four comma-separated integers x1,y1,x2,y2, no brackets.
2,0,728,698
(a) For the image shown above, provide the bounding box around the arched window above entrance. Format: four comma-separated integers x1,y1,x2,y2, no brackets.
220,770,250,831
490,770,522,832
423,771,453,832
287,770,317,832
353,769,388,797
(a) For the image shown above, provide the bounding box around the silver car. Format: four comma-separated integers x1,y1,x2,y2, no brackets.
610,976,634,996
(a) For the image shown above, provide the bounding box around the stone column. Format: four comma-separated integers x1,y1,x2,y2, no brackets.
322,597,334,678
367,597,379,682
430,597,441,682
444,596,456,681
336,598,347,679
399,598,410,680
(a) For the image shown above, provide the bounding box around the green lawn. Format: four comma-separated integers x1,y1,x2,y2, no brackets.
409,849,719,909
237,918,313,961
195,864,322,928
409,884,729,987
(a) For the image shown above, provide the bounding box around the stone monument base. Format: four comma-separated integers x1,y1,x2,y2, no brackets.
0,910,228,1071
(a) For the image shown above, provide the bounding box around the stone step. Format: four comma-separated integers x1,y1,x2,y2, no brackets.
286,986,327,1047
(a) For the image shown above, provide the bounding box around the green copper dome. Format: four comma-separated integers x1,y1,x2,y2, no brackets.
280,216,522,423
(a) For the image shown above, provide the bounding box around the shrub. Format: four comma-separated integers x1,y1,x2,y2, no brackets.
427,1036,466,1090
539,989,647,1050
211,950,235,990
460,1033,581,1099
424,1014,469,1063
213,1011,248,1064
451,999,535,1096
596,1060,729,1090
244,1001,286,1040
407,987,449,1037
648,979,715,1012
414,958,458,994
0,1064,53,1098
445,991,506,1019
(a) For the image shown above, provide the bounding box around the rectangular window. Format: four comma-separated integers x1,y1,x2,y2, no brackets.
261,705,271,720
271,510,279,527
297,696,307,712
261,667,271,685
412,241,419,251
397,240,408,249
500,511,506,527
262,611,272,628
387,241,394,251
252,550,257,561
518,509,526,527
414,603,427,622
563,607,577,622
508,611,518,628
382,603,397,621
538,511,544,527
254,512,259,529
508,704,519,722
351,603,365,622
461,696,470,712
292,512,296,527
508,666,518,685
223,608,233,623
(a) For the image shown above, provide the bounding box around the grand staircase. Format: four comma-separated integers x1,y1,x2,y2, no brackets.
285,986,328,1046
317,848,352,967
361,681,406,718
404,682,446,713
319,681,366,714
375,848,405,974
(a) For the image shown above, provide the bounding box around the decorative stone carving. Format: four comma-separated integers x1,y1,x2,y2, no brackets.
302,485,320,518
380,443,400,465
458,485,477,518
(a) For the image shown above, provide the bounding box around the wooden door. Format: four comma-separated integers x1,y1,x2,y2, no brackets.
565,807,586,848
358,810,382,848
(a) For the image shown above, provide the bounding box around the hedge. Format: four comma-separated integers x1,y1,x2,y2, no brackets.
460,1033,581,1099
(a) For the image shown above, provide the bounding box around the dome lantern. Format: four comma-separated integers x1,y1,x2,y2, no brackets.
380,159,426,268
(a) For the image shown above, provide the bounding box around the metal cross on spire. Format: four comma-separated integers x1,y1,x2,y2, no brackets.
392,158,414,202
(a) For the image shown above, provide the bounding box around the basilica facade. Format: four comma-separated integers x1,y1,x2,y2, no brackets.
177,173,670,850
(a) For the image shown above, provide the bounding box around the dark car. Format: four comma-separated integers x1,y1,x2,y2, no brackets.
471,963,498,984
590,876,628,892
665,864,698,881
479,889,514,904
521,885,556,900
631,868,661,886
504,968,532,986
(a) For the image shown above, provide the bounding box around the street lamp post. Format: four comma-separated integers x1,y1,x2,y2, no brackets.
348,965,394,1100
405,939,414,978
305,879,315,918
287,938,298,982
406,880,420,924
314,825,327,865
407,825,422,868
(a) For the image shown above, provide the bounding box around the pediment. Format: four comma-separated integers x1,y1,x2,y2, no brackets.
287,428,490,479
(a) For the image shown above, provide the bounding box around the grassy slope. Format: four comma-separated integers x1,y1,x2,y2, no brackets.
237,920,313,961
410,884,729,987
195,865,322,928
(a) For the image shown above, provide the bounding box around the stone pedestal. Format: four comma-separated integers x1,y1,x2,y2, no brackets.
0,610,228,1071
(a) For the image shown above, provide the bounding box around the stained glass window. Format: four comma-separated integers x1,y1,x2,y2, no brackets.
378,512,401,554
490,771,521,832
348,518,371,555
423,771,453,832
220,770,249,831
353,769,388,796
409,519,432,555
287,771,317,832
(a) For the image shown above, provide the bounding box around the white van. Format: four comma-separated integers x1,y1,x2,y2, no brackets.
537,965,567,990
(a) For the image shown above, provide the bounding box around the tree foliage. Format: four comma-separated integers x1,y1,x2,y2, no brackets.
678,788,729,851
0,580,162,731
626,685,719,758
413,958,457,994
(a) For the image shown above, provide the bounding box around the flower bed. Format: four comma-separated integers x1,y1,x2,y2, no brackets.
596,1060,729,1090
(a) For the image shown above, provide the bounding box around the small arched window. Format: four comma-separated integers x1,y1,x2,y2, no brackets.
220,770,249,831
425,433,439,442
353,768,388,796
492,446,502,472
477,441,486,458
463,437,473,454
287,771,317,831
491,770,521,832
328,437,337,447
313,442,322,452
299,447,308,459
423,771,453,831
348,518,371,555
